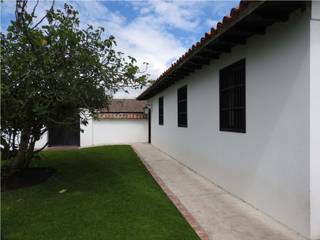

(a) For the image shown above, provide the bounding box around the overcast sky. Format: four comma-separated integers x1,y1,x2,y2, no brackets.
1,0,239,98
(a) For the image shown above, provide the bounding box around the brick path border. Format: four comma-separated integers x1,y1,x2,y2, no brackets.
132,145,209,240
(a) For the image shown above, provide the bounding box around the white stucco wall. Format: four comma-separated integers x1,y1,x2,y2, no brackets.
80,118,148,147
150,9,313,238
35,132,48,149
310,2,320,239
35,119,148,148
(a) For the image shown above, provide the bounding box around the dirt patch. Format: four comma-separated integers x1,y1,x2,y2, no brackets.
1,167,56,192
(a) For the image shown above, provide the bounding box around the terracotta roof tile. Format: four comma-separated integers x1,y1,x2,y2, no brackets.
100,99,147,113
97,112,146,120
137,1,304,100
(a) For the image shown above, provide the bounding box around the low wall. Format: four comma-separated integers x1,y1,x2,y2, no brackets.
80,118,148,147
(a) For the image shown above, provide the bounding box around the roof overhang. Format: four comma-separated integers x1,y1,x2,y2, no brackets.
137,1,306,100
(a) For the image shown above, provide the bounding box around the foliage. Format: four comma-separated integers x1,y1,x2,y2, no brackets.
0,0,148,170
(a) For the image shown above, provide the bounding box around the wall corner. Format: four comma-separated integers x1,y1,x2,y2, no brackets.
309,1,320,239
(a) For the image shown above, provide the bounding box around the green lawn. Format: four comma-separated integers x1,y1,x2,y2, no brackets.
1,145,199,240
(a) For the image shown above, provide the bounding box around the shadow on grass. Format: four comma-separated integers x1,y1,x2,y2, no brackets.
1,145,200,240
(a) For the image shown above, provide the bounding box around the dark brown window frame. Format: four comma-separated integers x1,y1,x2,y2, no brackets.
159,96,164,125
177,85,188,128
219,59,246,133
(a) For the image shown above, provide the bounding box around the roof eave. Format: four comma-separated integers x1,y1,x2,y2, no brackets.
137,1,306,100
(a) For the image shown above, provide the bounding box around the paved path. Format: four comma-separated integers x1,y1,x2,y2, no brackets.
132,143,306,240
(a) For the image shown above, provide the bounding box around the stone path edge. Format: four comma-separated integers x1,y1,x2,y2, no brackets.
131,145,209,240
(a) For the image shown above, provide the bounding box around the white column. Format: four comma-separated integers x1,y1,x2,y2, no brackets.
310,1,320,239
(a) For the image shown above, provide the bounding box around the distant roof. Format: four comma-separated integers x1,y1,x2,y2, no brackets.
137,1,305,100
100,99,147,113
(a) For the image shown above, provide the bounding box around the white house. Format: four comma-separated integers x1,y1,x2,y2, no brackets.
137,1,320,240
35,99,148,148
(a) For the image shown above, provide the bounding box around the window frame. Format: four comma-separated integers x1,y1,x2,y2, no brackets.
177,85,188,128
159,96,164,125
219,59,246,133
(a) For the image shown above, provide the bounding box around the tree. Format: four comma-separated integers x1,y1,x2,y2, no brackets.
1,0,149,172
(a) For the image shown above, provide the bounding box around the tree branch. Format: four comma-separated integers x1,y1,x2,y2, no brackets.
31,0,39,17
32,0,55,29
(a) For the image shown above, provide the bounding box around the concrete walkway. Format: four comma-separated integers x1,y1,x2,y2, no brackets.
132,143,306,240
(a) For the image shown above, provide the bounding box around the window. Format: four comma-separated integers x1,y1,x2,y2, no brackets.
177,85,188,127
219,59,246,133
159,96,164,125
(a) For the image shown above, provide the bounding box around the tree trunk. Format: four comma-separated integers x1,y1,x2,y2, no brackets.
23,139,36,168
9,129,32,173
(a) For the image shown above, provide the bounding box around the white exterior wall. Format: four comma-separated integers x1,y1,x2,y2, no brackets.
80,118,148,147
150,9,313,238
310,2,320,239
35,119,148,148
35,132,48,149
